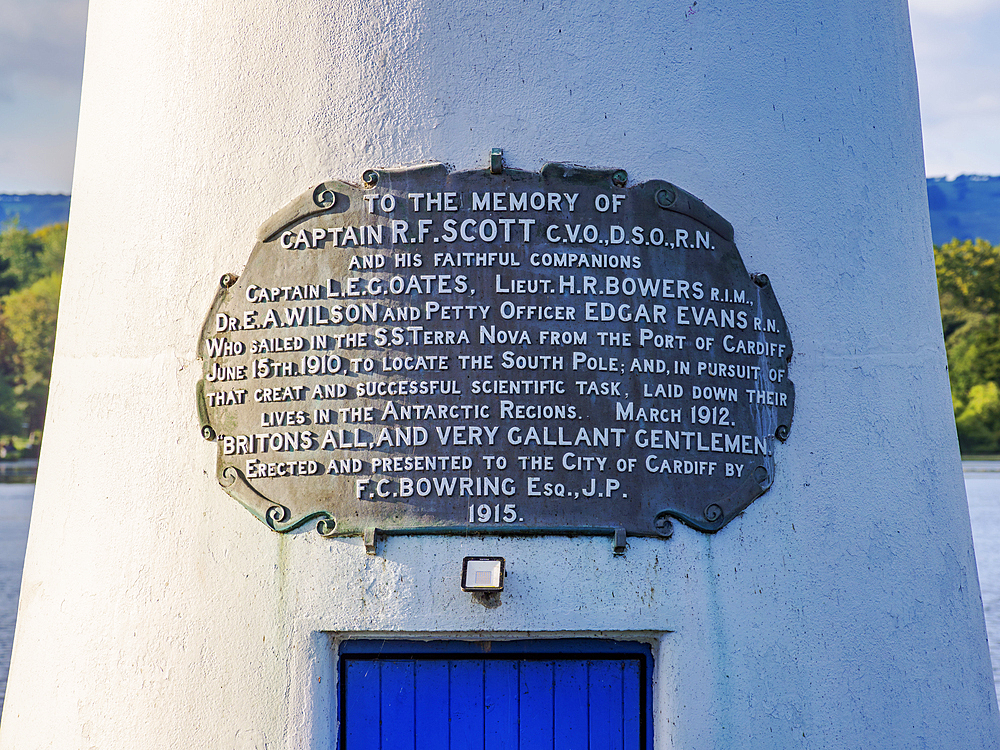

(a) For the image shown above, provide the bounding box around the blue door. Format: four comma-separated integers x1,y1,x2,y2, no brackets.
340,640,652,749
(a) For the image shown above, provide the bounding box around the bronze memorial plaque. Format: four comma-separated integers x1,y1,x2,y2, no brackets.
197,161,794,542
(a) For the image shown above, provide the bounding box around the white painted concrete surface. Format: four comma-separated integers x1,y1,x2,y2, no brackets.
3,1,998,747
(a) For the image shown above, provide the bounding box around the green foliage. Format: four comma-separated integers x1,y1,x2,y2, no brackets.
0,374,23,436
936,238,1000,454
33,223,68,279
5,273,62,387
0,219,67,444
936,238,1000,314
955,383,1000,454
0,217,64,289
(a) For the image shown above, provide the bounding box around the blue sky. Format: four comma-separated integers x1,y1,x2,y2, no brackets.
909,0,1000,178
0,0,997,194
0,0,86,194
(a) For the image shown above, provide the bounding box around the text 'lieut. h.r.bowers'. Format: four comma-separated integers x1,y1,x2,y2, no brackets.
197,162,794,542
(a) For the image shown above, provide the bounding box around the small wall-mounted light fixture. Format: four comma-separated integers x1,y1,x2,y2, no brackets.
461,557,505,592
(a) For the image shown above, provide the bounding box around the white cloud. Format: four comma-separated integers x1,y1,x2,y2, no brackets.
0,0,87,192
908,0,1000,17
910,1,1000,176
0,0,88,97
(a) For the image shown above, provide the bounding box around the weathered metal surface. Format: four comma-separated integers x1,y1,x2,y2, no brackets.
197,162,794,539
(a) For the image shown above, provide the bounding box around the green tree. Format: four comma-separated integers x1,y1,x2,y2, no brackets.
0,218,67,290
0,220,69,442
955,382,1000,454
33,223,68,279
0,315,23,436
936,238,1000,313
935,238,1000,454
3,273,62,431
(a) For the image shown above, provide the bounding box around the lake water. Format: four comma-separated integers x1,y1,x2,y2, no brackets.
961,462,1000,690
0,483,32,715
2,474,1000,714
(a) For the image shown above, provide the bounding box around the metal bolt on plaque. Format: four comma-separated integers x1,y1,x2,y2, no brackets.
197,160,794,543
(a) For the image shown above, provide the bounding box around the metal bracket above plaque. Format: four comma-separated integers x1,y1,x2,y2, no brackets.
197,160,794,542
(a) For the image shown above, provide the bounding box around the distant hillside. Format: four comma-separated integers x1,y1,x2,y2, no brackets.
1,184,996,247
927,176,1000,246
0,195,71,231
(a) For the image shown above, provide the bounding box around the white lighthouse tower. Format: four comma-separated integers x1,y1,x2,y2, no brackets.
2,1,997,747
